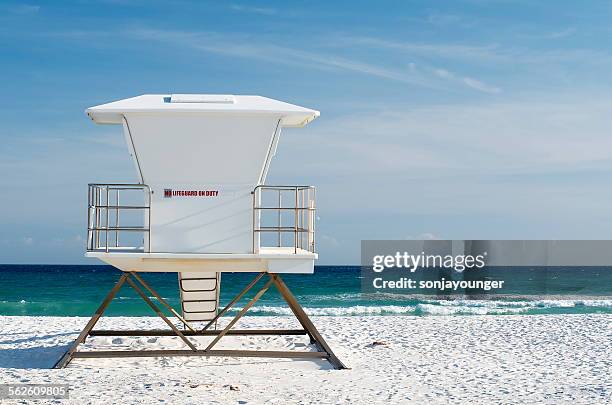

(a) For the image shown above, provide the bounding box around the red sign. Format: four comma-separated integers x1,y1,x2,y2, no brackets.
163,189,219,198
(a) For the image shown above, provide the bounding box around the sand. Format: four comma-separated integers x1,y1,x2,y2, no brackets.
0,314,610,404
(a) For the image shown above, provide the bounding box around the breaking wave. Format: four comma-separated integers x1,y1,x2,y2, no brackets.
243,299,612,316
248,305,417,316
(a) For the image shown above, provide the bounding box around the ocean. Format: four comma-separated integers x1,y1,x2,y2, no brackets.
0,265,610,317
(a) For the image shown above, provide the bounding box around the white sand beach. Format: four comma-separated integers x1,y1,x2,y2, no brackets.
0,314,610,404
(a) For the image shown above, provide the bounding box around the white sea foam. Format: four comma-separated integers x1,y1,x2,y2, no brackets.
300,293,363,302
248,305,417,316
573,299,612,307
415,303,530,315
243,298,612,316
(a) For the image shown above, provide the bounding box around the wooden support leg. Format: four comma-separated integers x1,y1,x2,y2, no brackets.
205,278,273,351
130,272,196,333
53,273,128,369
124,275,198,351
265,274,315,344
270,273,348,370
54,272,199,368
54,272,347,370
88,329,308,337
201,272,265,332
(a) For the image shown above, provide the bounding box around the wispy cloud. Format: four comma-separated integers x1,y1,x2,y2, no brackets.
462,77,501,93
34,24,612,96
426,13,472,28
329,33,612,92
434,68,501,93
278,95,612,179
544,27,576,39
334,34,612,69
229,4,277,16
271,93,612,237
331,36,503,92
111,28,505,93
335,36,502,63
45,27,510,94
124,28,442,89
7,4,40,14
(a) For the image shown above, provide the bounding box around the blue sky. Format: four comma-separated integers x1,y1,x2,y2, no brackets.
2,0,612,264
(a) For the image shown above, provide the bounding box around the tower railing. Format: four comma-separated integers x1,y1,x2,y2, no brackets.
86,183,316,255
252,185,316,254
87,183,151,252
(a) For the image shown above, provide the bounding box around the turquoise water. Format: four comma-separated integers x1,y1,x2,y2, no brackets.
0,265,610,316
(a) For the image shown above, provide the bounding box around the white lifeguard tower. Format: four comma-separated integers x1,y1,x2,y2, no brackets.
55,94,346,369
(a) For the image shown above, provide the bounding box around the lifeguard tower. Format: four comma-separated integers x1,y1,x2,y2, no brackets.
54,94,346,369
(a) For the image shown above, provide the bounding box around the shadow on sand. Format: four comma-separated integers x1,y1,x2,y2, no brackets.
0,344,70,369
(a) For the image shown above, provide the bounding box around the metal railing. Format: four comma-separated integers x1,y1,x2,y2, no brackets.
87,183,151,252
87,183,315,255
252,185,316,254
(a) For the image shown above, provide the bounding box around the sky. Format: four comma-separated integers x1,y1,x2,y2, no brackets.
2,0,612,264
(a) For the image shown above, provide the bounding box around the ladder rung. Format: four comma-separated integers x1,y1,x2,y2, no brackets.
179,272,220,322
181,299,218,303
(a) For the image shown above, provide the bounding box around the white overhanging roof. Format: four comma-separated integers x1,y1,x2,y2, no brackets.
86,94,320,127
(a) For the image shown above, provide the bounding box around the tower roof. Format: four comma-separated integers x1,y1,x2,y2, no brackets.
86,94,319,127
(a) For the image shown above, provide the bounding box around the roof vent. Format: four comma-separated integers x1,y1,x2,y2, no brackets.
169,94,236,104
